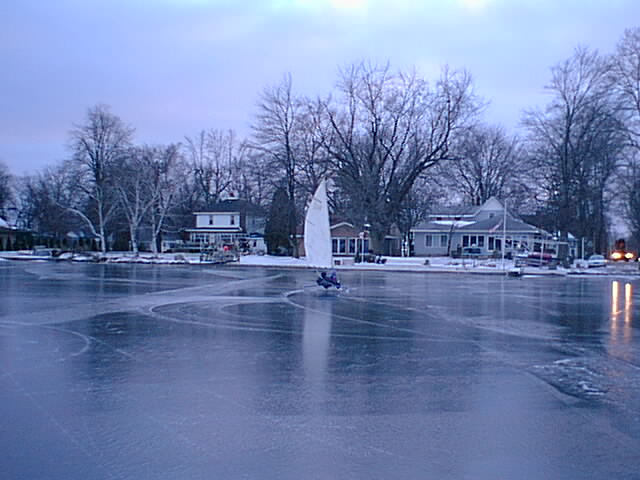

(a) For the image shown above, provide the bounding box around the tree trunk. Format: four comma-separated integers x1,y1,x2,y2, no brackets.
369,229,386,256
99,223,107,254
129,225,139,255
150,218,159,255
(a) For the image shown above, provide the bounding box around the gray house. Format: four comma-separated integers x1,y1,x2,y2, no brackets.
411,197,571,257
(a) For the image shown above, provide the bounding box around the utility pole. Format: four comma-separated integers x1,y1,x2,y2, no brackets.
501,199,507,272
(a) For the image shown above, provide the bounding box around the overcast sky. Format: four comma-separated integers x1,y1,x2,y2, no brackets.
1,0,638,175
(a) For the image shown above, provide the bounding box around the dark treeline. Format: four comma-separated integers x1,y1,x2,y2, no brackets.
1,26,639,255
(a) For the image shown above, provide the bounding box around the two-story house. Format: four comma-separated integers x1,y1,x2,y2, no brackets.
184,199,266,252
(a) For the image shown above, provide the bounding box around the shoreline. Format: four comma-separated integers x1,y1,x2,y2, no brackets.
2,251,639,277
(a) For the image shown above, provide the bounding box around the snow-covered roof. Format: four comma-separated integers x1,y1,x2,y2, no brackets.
196,199,265,215
459,216,541,233
432,220,476,227
0,217,10,229
412,216,543,234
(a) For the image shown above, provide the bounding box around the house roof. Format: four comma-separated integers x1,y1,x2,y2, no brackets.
65,231,100,239
428,197,507,217
413,215,543,234
412,221,456,232
195,199,265,216
185,227,243,233
458,216,542,233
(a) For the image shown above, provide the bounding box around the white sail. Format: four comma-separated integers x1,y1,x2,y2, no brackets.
304,179,333,269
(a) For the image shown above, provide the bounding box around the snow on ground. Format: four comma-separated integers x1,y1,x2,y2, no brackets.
238,254,308,267
240,254,548,275
1,250,639,276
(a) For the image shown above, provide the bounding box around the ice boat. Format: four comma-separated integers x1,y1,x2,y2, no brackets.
304,179,340,289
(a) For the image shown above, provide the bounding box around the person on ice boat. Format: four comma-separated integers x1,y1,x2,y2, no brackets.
316,271,341,289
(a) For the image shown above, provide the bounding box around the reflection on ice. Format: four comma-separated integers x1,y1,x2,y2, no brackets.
610,280,633,346
302,299,332,388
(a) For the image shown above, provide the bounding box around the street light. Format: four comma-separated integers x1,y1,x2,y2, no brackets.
360,223,371,263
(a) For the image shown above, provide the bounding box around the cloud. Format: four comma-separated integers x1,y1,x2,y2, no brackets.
273,0,369,11
2,0,640,174
458,0,493,11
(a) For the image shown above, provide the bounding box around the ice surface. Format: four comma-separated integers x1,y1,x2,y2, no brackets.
1,261,640,479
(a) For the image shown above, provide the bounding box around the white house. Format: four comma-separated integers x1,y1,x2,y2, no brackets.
184,199,266,252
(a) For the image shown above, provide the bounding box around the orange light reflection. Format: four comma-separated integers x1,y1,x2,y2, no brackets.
610,281,633,346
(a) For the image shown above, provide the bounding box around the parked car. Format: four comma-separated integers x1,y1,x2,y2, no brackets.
587,254,606,268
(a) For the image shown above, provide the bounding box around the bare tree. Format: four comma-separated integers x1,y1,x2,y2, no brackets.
17,165,76,238
610,27,640,246
322,63,481,254
229,148,272,208
0,160,13,218
184,129,237,207
147,144,183,254
115,147,155,255
610,27,640,150
623,155,640,243
395,174,445,256
68,104,134,253
523,47,625,253
442,124,531,209
295,97,335,201
115,144,183,255
251,73,301,256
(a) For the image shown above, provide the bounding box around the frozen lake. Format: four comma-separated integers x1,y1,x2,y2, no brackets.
1,261,640,479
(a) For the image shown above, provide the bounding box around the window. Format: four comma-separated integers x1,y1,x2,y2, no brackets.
192,233,208,244
425,235,433,247
348,238,356,254
332,239,338,253
488,236,494,250
478,236,485,247
339,239,347,254
470,235,477,246
440,234,448,247
462,235,469,247
230,215,235,225
208,215,214,225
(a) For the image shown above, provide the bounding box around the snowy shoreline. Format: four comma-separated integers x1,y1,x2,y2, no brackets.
2,251,639,276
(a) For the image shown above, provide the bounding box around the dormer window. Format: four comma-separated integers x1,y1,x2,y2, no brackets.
230,215,235,225
209,215,214,225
